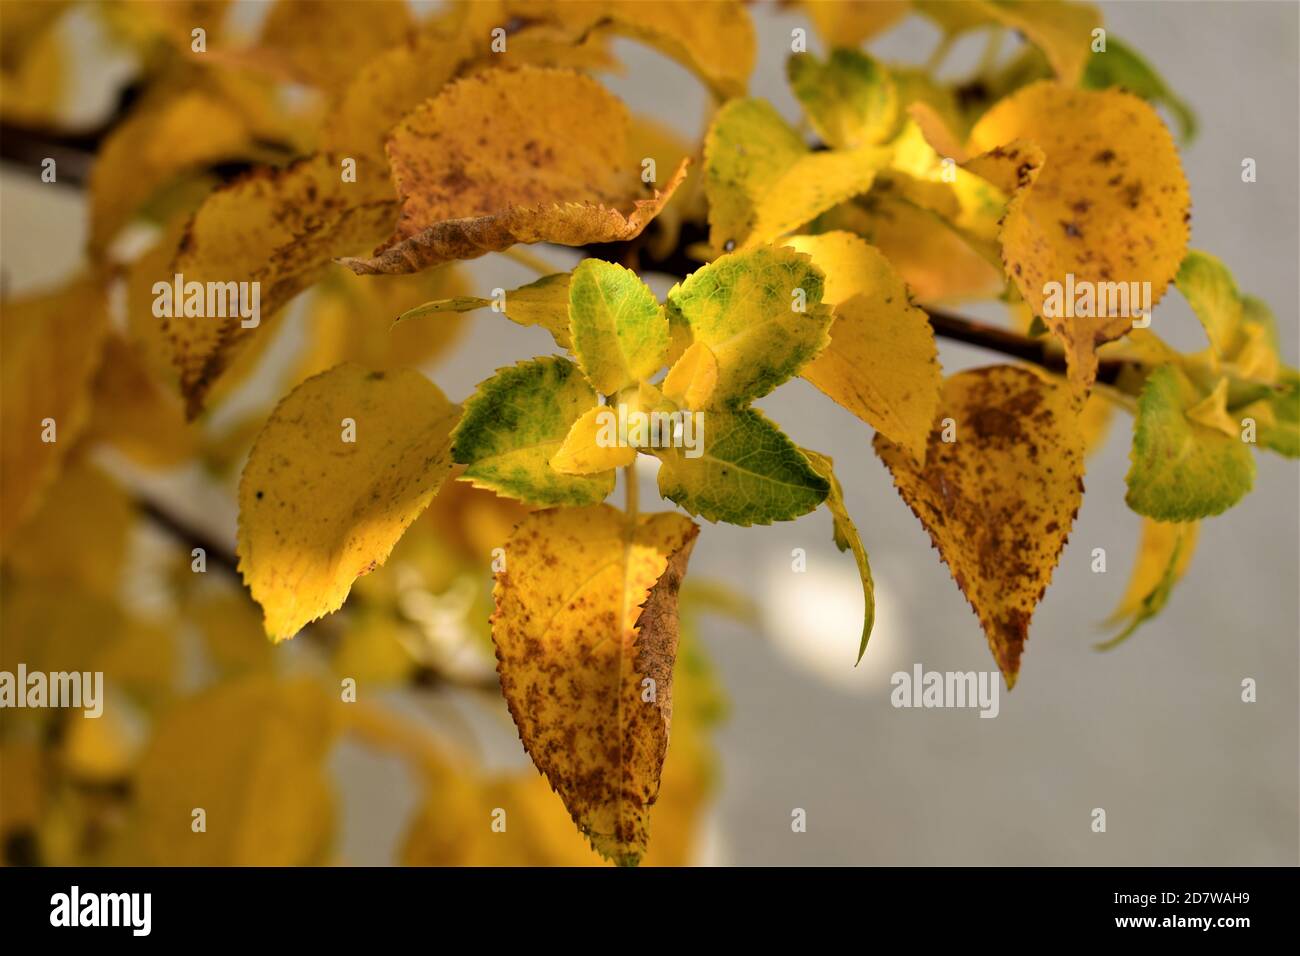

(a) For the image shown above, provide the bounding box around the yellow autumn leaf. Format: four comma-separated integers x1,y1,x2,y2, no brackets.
968,83,1191,391
973,1,1103,87
0,276,110,544
87,69,296,255
493,505,699,866
340,67,687,275
291,267,470,386
258,0,412,92
874,365,1085,687
662,341,719,410
704,96,891,253
787,232,942,462
0,0,67,125
131,676,336,865
1099,518,1198,649
550,406,638,476
801,0,911,47
168,152,398,416
399,272,573,350
237,364,459,641
84,334,198,468
189,589,274,677
2,459,132,601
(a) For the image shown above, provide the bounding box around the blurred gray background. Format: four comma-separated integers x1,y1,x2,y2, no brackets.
3,1,1296,865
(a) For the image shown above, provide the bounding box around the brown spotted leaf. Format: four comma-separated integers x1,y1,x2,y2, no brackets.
968,83,1191,392
493,505,698,866
874,365,1085,687
339,67,687,275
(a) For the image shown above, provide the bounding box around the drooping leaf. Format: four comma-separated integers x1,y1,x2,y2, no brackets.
786,232,941,462
1175,251,1243,358
874,365,1085,687
292,267,470,386
665,246,832,406
802,450,876,662
132,676,336,865
968,83,1191,391
568,259,668,394
787,48,898,149
800,0,911,47
972,0,1103,87
452,357,614,506
655,408,829,526
237,364,459,640
399,272,573,349
1098,519,1198,649
704,97,891,253
1082,34,1197,142
168,152,399,416
492,505,699,866
339,67,687,275
1125,363,1255,521
0,276,110,544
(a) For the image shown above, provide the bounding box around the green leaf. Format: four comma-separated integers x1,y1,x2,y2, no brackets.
1240,367,1300,458
1082,35,1197,142
802,449,876,662
787,48,898,149
1175,251,1242,357
452,357,613,506
654,408,828,526
1126,364,1255,520
704,97,891,252
665,246,832,406
568,259,668,394
399,272,573,348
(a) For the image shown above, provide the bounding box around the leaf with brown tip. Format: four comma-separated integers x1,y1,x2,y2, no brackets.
492,505,698,865
874,365,1085,687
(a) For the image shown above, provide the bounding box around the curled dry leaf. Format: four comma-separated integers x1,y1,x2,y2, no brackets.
492,505,698,866
967,83,1191,392
237,364,459,641
874,365,1085,687
339,67,688,275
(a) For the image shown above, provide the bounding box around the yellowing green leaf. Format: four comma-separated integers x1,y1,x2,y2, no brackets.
452,357,614,506
968,83,1191,392
1098,519,1198,649
493,505,699,866
786,232,941,462
874,366,1085,687
132,676,336,865
1125,363,1255,521
0,276,110,544
568,259,668,394
704,97,891,252
787,49,898,149
1175,251,1243,358
665,246,832,406
655,408,829,526
238,364,459,641
400,272,573,349
340,67,687,275
802,450,876,662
